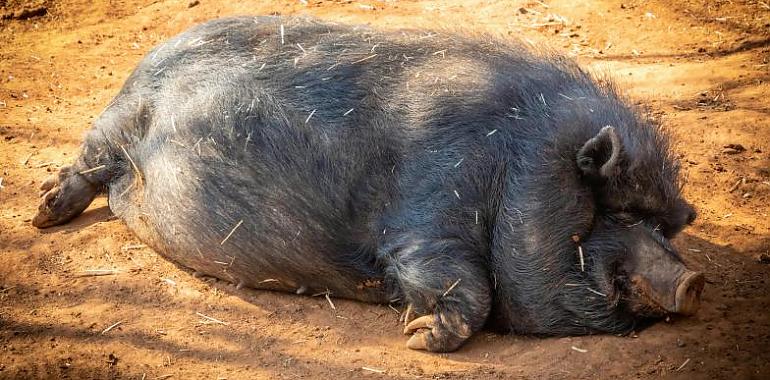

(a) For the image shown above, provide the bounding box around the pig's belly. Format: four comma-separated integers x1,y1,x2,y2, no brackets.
106,150,390,303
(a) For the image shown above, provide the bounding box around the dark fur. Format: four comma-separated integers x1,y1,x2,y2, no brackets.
34,16,697,351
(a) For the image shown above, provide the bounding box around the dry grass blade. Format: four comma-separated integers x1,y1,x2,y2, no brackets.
362,367,386,373
120,145,142,179
21,153,33,166
676,358,691,371
196,312,229,325
305,109,317,124
101,320,124,334
728,177,746,193
577,245,585,272
571,346,587,353
351,54,377,64
585,287,606,297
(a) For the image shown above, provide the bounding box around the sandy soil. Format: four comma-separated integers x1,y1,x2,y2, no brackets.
1,0,769,379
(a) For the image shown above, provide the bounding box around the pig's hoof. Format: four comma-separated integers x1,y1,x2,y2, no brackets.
38,165,71,196
33,185,67,228
403,313,472,352
32,166,98,228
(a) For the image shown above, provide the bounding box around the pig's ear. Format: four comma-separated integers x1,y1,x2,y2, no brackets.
576,125,623,179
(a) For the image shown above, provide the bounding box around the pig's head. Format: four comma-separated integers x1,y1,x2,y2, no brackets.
575,125,703,317
491,122,704,336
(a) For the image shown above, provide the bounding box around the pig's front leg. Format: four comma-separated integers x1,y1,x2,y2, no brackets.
381,234,491,352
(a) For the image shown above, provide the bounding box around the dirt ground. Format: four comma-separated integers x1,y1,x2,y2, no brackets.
1,0,769,379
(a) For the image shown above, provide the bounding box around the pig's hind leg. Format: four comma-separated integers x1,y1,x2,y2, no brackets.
32,162,104,228
33,100,134,228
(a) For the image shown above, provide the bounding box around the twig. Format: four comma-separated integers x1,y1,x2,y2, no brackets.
325,292,336,310
442,278,462,297
78,165,106,175
101,321,124,334
362,367,386,374
571,346,587,353
676,358,691,371
196,312,229,325
75,269,120,277
220,220,243,245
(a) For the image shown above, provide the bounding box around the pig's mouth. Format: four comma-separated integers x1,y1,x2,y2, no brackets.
624,270,705,318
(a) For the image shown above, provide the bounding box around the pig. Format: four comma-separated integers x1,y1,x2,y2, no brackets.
32,16,704,352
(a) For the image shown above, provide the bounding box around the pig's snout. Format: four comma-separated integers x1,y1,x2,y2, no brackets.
673,270,704,315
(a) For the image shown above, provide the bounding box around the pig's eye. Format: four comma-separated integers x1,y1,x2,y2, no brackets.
610,212,644,227
646,215,686,239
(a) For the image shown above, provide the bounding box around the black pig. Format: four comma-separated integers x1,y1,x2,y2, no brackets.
33,16,704,352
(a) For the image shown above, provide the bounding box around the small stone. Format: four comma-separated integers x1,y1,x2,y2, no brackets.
188,0,200,8
722,144,746,154
676,338,686,347
757,252,770,264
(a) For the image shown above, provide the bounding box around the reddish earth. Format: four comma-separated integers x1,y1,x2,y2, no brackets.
1,0,769,379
